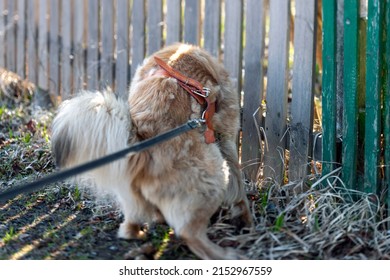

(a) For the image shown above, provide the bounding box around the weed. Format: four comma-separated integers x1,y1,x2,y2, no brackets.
150,224,171,249
79,227,93,237
22,133,31,144
8,128,13,139
0,105,5,117
37,123,50,143
72,186,82,201
42,223,59,239
273,213,285,232
2,226,16,244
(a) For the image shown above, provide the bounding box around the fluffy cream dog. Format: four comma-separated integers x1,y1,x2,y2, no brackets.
51,43,252,259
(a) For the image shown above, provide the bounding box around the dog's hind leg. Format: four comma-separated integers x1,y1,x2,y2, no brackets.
180,218,239,260
152,186,241,260
115,184,157,240
162,203,240,259
219,139,254,229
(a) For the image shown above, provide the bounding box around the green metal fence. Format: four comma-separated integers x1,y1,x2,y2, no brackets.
322,0,390,215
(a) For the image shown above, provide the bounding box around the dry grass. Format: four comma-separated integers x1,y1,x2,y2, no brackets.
0,68,35,104
209,170,390,259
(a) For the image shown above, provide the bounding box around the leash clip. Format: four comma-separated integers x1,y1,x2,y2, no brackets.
187,118,206,129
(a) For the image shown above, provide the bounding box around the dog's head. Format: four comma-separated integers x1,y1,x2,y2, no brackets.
129,43,239,140
131,43,232,101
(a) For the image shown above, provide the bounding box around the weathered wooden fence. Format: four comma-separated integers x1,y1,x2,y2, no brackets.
0,0,320,186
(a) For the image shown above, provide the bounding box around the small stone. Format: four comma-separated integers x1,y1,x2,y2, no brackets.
18,233,30,241
109,245,117,251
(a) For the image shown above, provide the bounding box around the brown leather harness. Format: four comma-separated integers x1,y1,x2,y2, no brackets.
154,56,216,144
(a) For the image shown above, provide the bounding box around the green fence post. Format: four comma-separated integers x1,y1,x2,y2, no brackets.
322,0,337,177
364,0,384,194
384,0,390,220
342,0,359,191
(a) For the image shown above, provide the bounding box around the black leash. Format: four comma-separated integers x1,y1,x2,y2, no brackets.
0,119,204,203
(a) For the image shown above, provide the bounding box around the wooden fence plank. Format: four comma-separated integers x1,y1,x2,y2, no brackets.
0,0,5,68
184,0,200,45
166,0,181,45
241,0,265,182
115,0,129,98
73,0,84,93
49,0,60,98
336,0,344,141
203,0,220,58
364,0,384,194
6,0,16,72
147,0,163,55
16,0,26,78
26,0,37,84
263,0,290,183
38,0,48,91
101,0,114,90
321,0,337,176
384,0,390,224
131,0,145,78
289,0,318,181
87,0,99,90
341,0,359,190
223,0,243,95
61,0,72,99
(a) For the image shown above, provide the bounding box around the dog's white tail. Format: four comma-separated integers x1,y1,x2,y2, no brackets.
51,91,131,190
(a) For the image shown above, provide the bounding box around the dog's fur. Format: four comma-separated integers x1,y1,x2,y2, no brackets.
51,43,252,259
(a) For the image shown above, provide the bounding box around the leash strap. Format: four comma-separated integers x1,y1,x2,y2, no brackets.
0,119,204,203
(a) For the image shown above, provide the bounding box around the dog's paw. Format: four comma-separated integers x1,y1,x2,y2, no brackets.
117,222,146,240
124,242,156,260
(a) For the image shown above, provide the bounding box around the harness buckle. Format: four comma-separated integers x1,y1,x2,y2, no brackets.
192,87,210,98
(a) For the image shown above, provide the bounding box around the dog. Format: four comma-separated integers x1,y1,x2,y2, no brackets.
51,43,253,259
